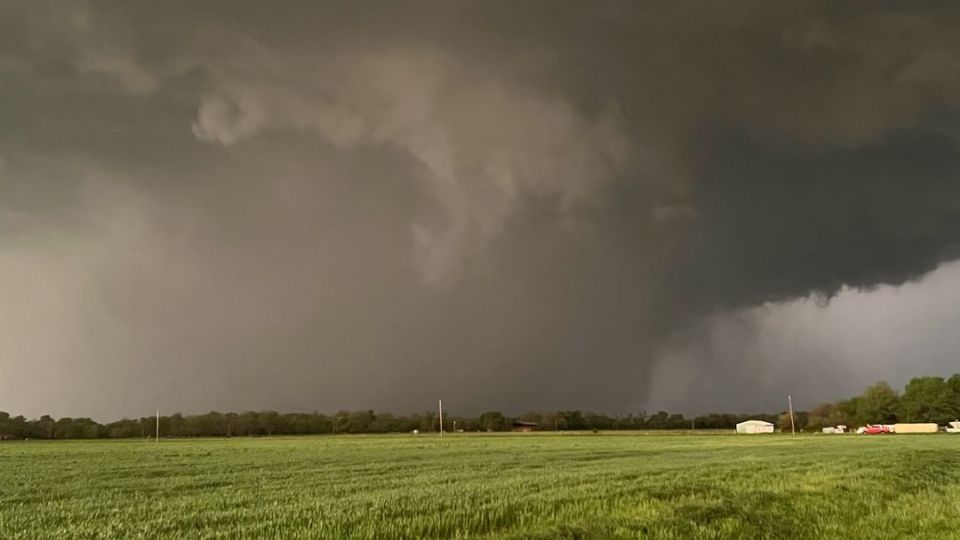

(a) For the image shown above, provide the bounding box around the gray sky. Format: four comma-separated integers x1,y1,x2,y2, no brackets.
2,1,960,420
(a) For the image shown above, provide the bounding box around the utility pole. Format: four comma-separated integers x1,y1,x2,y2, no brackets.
787,395,796,435
438,400,444,437
156,409,160,442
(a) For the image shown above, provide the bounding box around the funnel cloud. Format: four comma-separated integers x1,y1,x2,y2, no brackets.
2,1,960,419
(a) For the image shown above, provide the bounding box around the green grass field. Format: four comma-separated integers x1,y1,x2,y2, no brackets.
1,433,959,539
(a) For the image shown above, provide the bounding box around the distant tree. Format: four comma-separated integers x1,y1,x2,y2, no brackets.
478,411,506,432
84,422,105,439
584,412,615,430
168,413,187,437
256,411,282,435
645,411,670,429
35,415,55,439
367,413,395,433
665,414,687,430
854,382,899,424
692,414,714,429
224,412,237,436
416,412,436,433
898,377,958,424
771,410,805,432
948,374,960,421
540,412,561,431
947,374,960,395
777,412,793,432
0,412,17,439
806,402,837,430
795,411,808,430
332,411,351,434
557,411,587,430
343,410,374,433
833,398,859,427
612,413,638,430
692,413,740,430
106,419,140,438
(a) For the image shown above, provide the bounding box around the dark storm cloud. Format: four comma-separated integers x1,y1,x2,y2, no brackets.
2,1,960,419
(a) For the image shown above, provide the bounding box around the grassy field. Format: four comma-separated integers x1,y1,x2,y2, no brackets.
1,433,959,539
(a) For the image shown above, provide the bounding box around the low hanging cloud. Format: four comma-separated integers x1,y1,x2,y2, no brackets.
191,49,630,283
649,261,960,414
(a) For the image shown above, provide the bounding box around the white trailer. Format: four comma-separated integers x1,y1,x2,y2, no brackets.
892,423,938,434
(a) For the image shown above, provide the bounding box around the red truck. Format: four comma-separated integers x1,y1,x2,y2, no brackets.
862,424,893,435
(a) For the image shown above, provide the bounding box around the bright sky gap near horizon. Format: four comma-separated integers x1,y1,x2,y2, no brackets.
2,1,960,421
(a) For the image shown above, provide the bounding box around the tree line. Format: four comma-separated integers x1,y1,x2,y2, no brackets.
1,374,958,439
0,409,778,440
797,375,960,432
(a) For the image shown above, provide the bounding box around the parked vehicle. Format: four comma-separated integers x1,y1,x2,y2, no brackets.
861,424,893,435
893,423,937,434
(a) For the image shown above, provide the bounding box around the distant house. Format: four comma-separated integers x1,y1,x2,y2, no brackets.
736,420,774,434
512,421,538,433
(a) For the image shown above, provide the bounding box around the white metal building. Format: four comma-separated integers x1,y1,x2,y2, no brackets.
736,420,775,434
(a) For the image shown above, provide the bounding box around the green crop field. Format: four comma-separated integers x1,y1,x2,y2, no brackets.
1,433,959,539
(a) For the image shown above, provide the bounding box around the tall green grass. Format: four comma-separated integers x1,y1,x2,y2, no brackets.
1,433,958,538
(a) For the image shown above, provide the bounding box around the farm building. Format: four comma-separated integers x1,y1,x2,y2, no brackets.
893,423,938,434
512,421,538,433
736,420,774,434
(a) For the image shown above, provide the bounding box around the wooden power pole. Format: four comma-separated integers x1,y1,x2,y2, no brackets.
787,395,796,435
